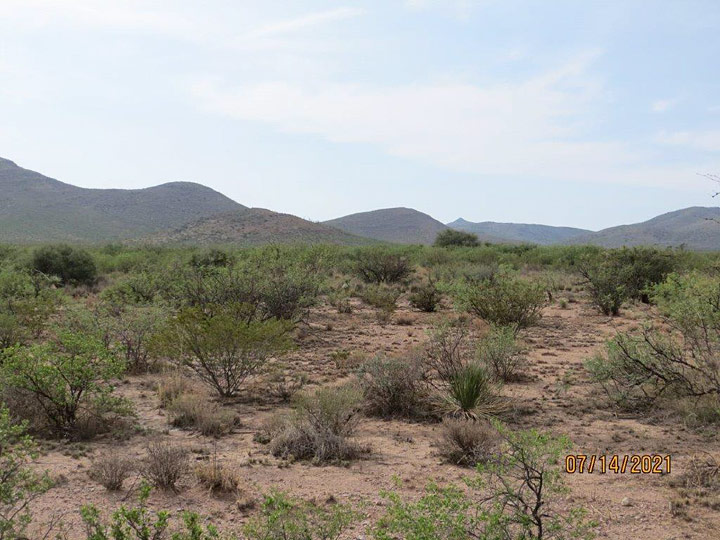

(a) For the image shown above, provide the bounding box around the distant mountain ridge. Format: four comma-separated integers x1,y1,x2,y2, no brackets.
0,157,244,242
324,207,448,244
448,218,590,245
566,207,720,250
3,156,720,250
149,208,376,246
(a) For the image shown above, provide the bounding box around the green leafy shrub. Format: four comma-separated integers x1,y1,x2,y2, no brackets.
269,384,367,464
359,354,429,418
455,273,545,329
476,325,526,382
587,272,720,417
244,490,356,540
157,304,292,397
434,229,480,247
373,425,595,540
354,249,413,284
189,248,233,270
31,244,97,286
108,304,167,373
0,405,52,540
80,482,228,539
409,280,442,312
1,331,130,438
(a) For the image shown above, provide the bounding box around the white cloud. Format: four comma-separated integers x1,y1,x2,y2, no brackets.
656,130,720,153
245,7,364,39
190,52,709,190
651,98,679,112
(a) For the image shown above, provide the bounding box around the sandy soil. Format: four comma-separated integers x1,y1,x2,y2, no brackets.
25,296,720,539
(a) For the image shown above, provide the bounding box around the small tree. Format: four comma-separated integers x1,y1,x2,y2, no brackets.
434,229,480,247
0,406,52,540
157,304,292,397
1,331,129,438
31,244,97,286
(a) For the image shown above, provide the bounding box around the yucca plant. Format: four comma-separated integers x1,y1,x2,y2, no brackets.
443,364,501,420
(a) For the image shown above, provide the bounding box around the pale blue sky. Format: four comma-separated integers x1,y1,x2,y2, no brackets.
1,0,719,230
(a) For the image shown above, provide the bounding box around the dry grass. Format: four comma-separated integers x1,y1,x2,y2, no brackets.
167,392,238,437
88,451,134,490
194,454,242,495
437,418,499,467
141,440,189,492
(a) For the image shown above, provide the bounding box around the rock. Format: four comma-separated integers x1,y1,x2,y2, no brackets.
621,497,632,507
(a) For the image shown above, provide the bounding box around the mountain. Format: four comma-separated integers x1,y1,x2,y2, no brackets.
149,208,376,246
448,218,591,245
567,207,720,250
0,157,244,243
324,207,449,244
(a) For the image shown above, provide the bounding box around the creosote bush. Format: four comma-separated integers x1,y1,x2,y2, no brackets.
354,249,413,284
434,229,480,247
409,279,442,312
477,324,526,382
31,244,97,286
455,273,545,329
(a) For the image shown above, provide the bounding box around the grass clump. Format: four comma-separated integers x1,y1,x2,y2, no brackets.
88,451,134,491
359,354,429,419
166,393,238,437
437,418,499,467
268,384,367,464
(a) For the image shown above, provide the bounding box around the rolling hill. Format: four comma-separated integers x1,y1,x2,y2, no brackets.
448,218,590,245
0,157,244,243
324,207,449,244
567,207,720,250
149,208,376,246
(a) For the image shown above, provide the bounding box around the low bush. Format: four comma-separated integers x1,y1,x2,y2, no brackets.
354,249,413,284
141,441,188,492
156,372,196,408
434,229,480,247
409,279,442,312
425,321,469,383
1,331,131,439
31,244,97,286
0,405,52,540
88,451,134,491
358,284,401,311
373,425,595,540
578,257,628,316
476,325,526,382
455,273,545,329
269,384,367,464
194,454,242,495
167,393,238,437
359,354,429,418
244,490,356,540
437,418,499,467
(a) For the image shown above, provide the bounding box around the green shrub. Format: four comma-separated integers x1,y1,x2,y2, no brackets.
476,325,525,382
358,284,401,311
354,249,413,284
269,384,366,464
409,280,442,312
609,247,677,302
244,490,356,540
80,482,228,539
1,331,130,438
31,244,97,286
189,248,233,270
455,273,545,329
359,354,429,418
373,425,595,540
586,272,720,418
156,304,292,397
0,405,52,540
434,229,480,247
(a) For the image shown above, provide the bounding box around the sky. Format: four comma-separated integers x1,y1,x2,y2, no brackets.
1,0,719,231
